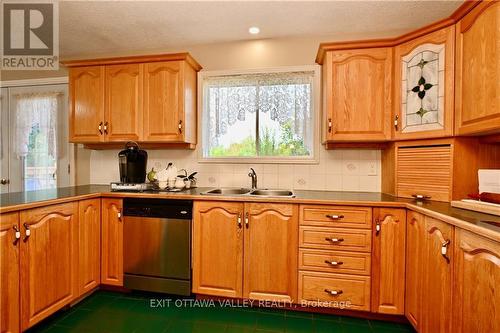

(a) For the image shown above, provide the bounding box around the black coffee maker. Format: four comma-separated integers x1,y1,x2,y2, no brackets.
118,142,148,183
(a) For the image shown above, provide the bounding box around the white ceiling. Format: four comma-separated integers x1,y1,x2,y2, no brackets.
60,1,463,59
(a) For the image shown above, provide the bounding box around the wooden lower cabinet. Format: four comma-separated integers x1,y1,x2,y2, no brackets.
371,208,406,315
192,201,244,298
1,212,20,333
406,213,453,333
77,199,101,296
244,203,298,302
192,201,298,302
19,203,78,331
453,229,500,333
101,198,123,286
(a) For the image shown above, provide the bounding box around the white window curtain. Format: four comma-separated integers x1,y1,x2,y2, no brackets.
203,71,314,157
13,92,60,190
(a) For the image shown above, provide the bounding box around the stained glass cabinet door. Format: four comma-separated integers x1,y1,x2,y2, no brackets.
393,26,455,140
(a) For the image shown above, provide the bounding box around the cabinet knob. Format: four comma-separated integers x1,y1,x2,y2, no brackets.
245,212,249,229
328,118,332,133
324,289,343,296
441,239,451,263
13,225,21,245
178,120,183,134
23,223,31,241
103,122,109,134
324,260,343,266
98,122,103,135
375,220,381,235
117,210,122,221
237,213,242,228
326,214,344,220
394,115,399,131
325,237,344,243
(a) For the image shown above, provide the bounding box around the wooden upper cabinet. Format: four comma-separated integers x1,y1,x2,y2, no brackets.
143,61,196,143
371,208,406,315
63,53,201,147
243,203,298,302
393,26,455,140
323,47,392,142
405,211,425,331
421,216,453,333
101,198,123,286
1,213,20,333
19,203,78,331
69,66,105,143
104,64,143,141
192,201,244,298
77,199,101,296
453,229,500,333
455,1,500,135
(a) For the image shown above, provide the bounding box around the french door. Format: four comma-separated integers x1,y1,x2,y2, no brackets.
0,83,71,193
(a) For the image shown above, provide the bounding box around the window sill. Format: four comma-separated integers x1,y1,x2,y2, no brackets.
198,156,319,164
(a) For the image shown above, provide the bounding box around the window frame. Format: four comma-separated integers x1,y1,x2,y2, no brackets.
197,65,321,164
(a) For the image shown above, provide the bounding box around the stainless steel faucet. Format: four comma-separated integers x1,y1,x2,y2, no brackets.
248,168,258,189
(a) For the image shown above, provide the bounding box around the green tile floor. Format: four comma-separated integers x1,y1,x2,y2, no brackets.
26,291,415,333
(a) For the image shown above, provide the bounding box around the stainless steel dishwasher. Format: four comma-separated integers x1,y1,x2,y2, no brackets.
123,198,192,295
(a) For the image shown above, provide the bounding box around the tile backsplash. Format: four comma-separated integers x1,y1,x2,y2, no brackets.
89,148,381,192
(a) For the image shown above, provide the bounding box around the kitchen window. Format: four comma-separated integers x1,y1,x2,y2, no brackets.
200,66,319,163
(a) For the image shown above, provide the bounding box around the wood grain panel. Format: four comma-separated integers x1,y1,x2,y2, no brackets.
299,271,371,311
299,226,371,252
77,199,101,296
453,228,500,333
101,198,123,286
69,66,105,143
1,213,20,333
455,1,500,135
243,203,298,302
371,208,406,315
299,249,371,276
192,201,244,298
19,203,78,331
300,205,372,229
396,144,452,201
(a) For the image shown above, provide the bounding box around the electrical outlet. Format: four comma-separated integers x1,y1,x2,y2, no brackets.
368,162,377,176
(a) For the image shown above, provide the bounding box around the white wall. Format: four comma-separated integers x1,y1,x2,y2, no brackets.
87,36,382,192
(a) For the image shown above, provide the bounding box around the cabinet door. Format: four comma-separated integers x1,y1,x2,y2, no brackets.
405,211,425,331
192,201,244,298
455,1,499,135
19,203,78,331
104,64,143,142
243,203,298,302
101,198,123,286
1,213,20,333
69,66,105,143
371,208,406,314
78,199,101,296
143,61,184,142
394,26,455,140
324,47,392,142
453,229,500,333
422,216,453,333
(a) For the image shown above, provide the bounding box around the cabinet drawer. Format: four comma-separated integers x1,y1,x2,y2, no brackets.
299,226,371,252
300,205,372,229
396,145,452,202
299,271,371,311
299,249,371,275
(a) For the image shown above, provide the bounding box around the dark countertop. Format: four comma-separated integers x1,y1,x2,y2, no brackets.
1,185,499,241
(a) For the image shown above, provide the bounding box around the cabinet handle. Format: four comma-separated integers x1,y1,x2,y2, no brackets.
375,219,381,235
412,194,431,200
1,178,10,185
324,289,343,296
13,225,21,245
23,223,31,241
103,122,109,135
237,213,242,228
328,118,332,133
245,212,249,229
441,239,451,263
178,120,183,134
325,237,344,243
394,115,399,131
324,260,343,266
117,210,122,221
325,214,344,220
98,122,103,135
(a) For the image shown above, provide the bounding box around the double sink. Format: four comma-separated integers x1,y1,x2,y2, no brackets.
201,188,295,198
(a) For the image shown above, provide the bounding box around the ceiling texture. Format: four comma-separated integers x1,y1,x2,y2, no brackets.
60,0,463,59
